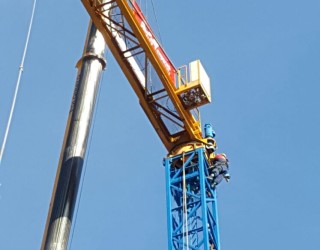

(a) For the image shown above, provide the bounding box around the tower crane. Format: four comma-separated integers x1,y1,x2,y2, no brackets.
42,1,228,249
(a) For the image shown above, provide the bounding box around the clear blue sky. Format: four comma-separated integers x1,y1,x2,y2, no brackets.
1,1,320,249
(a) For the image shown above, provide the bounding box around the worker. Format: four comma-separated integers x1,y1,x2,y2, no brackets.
208,153,230,188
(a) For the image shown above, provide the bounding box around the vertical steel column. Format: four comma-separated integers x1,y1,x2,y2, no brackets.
41,21,106,250
165,157,174,250
198,149,210,250
164,148,220,250
211,189,221,250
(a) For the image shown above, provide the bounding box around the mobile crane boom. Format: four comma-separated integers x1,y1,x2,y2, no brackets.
41,22,106,249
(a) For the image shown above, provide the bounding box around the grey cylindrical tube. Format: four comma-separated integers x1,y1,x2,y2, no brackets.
41,21,106,250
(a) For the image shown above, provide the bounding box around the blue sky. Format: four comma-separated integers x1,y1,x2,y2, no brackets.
1,1,320,249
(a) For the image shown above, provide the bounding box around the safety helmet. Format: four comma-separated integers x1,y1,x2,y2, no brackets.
221,153,227,159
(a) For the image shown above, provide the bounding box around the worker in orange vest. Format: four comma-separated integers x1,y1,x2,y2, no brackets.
208,153,230,188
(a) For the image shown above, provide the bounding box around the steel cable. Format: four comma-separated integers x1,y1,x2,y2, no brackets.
0,0,37,165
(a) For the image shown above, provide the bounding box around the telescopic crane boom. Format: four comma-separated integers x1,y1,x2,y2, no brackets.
41,22,106,250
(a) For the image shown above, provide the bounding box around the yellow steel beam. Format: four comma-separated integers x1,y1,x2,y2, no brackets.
115,0,202,138
81,0,205,151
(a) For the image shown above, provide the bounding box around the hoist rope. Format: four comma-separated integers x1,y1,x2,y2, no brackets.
150,0,163,45
139,0,163,46
0,0,37,165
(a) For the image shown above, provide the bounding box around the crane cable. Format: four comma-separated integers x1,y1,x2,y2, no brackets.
150,0,163,45
0,0,37,165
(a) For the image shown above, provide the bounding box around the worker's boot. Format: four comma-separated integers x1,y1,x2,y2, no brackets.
224,173,230,182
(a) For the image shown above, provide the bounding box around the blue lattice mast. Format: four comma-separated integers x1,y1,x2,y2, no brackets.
165,147,220,250
164,123,226,250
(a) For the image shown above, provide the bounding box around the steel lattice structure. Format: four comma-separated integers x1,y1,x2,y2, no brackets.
164,147,220,250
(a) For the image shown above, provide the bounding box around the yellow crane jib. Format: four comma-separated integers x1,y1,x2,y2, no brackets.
81,0,212,152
